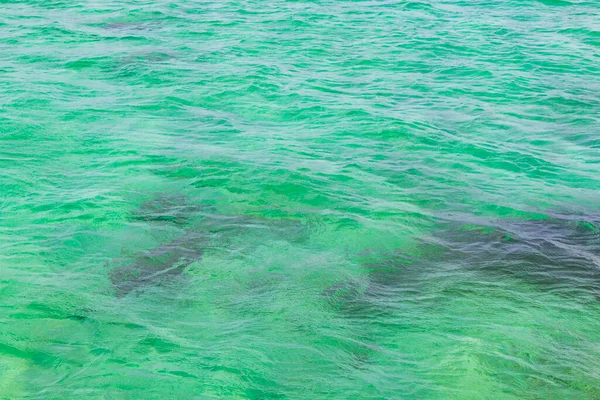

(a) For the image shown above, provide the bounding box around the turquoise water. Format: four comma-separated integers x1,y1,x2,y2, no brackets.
1,0,600,398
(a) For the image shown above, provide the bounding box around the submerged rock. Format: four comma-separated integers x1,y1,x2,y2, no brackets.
325,214,600,319
429,216,600,296
111,195,320,296
196,212,317,245
109,232,206,297
130,195,210,226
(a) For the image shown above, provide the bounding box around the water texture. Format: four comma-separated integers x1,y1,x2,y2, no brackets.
1,0,599,398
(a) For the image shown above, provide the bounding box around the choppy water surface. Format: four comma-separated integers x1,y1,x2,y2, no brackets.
1,0,600,398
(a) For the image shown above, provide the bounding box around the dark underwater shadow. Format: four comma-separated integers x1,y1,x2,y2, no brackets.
427,214,600,298
108,195,319,297
109,231,206,298
319,213,600,381
325,212,600,321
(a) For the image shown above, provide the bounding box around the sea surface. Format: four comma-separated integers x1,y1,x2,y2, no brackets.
1,0,599,398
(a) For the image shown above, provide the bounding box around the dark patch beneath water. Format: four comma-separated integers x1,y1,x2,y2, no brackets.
130,195,211,226
109,232,206,297
428,216,600,297
326,214,600,320
110,195,319,296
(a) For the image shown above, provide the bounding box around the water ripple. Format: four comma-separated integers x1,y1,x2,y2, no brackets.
1,0,600,398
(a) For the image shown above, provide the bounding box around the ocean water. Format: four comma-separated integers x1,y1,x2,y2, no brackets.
1,0,599,398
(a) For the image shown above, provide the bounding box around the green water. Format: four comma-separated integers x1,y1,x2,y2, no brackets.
1,0,600,398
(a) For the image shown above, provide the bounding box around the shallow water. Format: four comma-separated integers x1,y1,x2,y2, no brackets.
1,0,600,398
